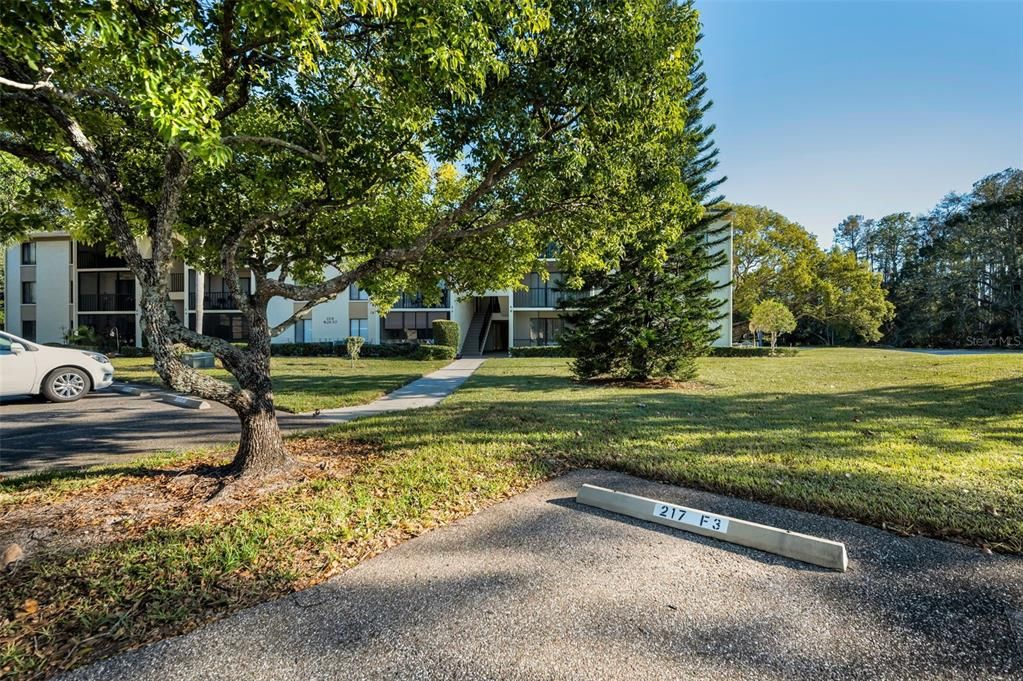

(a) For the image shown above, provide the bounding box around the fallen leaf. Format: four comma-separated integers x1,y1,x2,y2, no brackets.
2,543,24,568
18,598,39,617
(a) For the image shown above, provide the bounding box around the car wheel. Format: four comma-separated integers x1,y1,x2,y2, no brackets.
42,367,91,402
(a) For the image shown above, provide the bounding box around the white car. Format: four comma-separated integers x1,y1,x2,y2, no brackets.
0,331,115,402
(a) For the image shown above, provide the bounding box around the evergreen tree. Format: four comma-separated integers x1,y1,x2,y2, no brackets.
560,26,728,381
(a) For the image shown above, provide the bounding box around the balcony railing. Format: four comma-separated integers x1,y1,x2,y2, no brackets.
169,272,185,292
513,287,594,308
189,291,245,310
78,293,136,312
394,289,450,309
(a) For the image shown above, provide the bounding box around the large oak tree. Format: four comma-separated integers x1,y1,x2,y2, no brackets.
1,0,704,475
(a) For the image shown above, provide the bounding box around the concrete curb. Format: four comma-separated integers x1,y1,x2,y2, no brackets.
160,394,211,410
110,384,148,397
576,483,848,572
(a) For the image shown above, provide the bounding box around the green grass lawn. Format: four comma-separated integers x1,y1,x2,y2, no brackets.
110,356,451,412
3,348,1022,678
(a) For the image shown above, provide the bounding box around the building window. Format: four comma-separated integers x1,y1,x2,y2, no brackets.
381,311,448,341
529,317,564,346
349,318,368,339
22,320,36,342
76,242,127,268
78,271,135,311
295,318,313,343
21,242,36,265
21,281,36,304
349,283,369,301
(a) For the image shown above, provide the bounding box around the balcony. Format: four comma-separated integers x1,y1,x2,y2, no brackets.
513,287,594,308
78,293,136,312
189,291,245,310
393,289,450,309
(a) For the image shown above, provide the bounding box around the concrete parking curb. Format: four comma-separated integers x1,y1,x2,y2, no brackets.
576,483,849,571
110,384,148,397
160,394,211,410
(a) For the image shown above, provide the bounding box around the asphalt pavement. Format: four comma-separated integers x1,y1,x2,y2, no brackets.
62,469,1023,681
0,359,484,477
0,388,320,475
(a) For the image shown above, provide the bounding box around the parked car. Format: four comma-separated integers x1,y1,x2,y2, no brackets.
0,331,114,402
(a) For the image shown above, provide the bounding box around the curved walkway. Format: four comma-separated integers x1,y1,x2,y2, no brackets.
307,357,485,423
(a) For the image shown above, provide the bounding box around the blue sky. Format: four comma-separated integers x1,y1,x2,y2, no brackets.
696,0,1023,246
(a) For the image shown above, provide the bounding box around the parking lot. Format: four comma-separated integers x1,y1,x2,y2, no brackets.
0,387,322,476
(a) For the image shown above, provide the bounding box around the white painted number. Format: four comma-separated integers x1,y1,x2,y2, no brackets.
653,503,729,534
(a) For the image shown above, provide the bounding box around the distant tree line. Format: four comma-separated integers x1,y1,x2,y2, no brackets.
835,168,1022,348
726,203,893,345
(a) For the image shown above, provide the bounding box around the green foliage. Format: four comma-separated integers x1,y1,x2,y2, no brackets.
835,168,1023,347
560,35,727,382
432,320,459,349
63,325,100,348
0,0,709,471
268,342,418,358
725,203,893,344
749,299,796,354
346,335,365,367
410,343,456,361
509,345,571,358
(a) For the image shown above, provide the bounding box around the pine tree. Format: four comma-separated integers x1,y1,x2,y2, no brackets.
560,28,728,381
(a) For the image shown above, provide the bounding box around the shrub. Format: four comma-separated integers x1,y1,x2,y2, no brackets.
411,344,456,361
346,336,365,367
509,345,572,358
432,320,460,349
710,346,799,357
115,346,151,358
267,341,421,358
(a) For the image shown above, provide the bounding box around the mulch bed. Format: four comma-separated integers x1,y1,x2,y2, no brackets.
0,438,378,564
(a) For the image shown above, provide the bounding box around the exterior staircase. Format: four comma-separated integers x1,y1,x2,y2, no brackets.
461,308,491,357
462,297,502,357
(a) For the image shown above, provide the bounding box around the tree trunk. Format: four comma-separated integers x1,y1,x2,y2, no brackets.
230,314,290,476
234,390,288,476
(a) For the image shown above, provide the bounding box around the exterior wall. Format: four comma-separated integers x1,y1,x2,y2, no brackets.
708,221,734,348
4,236,73,344
5,225,735,352
4,243,20,335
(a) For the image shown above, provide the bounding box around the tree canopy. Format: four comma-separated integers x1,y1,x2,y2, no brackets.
1,0,708,474
748,299,795,354
559,32,727,382
724,202,892,344
834,168,1022,347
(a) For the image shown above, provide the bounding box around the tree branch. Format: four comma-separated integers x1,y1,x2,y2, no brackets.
221,135,326,162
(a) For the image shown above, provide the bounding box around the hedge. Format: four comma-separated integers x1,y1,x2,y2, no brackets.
509,345,571,358
268,340,419,358
432,319,460,349
710,346,799,357
411,344,457,360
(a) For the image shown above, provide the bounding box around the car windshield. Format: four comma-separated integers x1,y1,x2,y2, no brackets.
0,336,11,352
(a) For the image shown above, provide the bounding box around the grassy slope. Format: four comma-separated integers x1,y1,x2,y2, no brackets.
110,356,450,413
3,348,1022,677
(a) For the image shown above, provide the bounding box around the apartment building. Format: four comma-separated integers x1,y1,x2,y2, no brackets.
3,226,732,354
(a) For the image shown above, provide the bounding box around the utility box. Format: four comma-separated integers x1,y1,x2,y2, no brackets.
181,351,215,369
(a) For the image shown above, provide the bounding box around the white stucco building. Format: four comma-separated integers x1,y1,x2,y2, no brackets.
3,225,732,355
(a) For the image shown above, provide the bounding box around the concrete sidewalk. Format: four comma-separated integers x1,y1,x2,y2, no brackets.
306,357,485,422
63,470,1023,680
